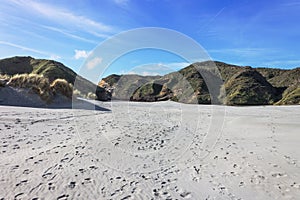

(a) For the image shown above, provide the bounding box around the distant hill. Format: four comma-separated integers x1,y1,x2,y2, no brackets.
1,56,299,106
222,68,278,105
100,61,300,105
0,56,110,101
275,82,300,105
256,67,300,88
99,74,160,100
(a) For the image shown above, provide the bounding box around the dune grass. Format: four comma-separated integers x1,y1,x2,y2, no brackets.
50,78,73,99
6,74,74,103
7,74,53,102
0,74,11,87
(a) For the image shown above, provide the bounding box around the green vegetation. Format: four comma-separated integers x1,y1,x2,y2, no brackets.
257,67,300,88
223,68,277,105
0,56,110,101
126,61,299,105
275,82,300,105
99,74,160,100
100,74,121,87
130,82,172,101
2,56,299,105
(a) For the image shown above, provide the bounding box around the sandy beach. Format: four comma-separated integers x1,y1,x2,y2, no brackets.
0,101,299,199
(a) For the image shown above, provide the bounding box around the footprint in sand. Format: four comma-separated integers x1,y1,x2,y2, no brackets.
68,181,76,189
271,172,287,178
57,194,69,200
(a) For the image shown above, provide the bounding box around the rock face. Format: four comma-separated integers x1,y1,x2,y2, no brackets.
222,68,278,105
0,56,110,101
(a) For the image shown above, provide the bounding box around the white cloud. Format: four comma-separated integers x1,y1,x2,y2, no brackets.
74,50,90,59
86,57,103,69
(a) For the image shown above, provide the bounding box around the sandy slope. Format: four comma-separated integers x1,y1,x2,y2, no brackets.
0,101,299,199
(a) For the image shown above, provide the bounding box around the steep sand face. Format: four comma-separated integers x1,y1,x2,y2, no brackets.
0,102,299,199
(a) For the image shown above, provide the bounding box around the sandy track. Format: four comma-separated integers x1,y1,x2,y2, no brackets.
0,102,299,199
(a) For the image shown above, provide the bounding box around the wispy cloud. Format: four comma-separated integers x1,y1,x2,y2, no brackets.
42,25,98,44
74,50,91,60
0,40,50,56
0,40,61,60
114,0,130,6
49,55,61,60
208,48,277,57
122,62,190,76
281,1,300,6
9,0,115,38
163,62,190,70
261,60,300,67
202,7,226,28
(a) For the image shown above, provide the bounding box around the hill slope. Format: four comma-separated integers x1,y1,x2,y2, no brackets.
275,81,300,105
101,61,300,105
0,56,110,101
222,68,278,105
99,74,160,100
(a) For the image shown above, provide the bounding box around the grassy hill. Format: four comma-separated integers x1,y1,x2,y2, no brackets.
275,81,300,105
127,62,245,104
101,61,300,105
222,68,278,105
0,56,110,101
256,67,300,88
99,74,160,100
2,56,298,105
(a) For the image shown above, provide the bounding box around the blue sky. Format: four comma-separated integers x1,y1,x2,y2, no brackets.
1,0,300,78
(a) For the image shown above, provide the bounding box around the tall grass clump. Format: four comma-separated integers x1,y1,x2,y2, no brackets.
0,74,11,80
86,92,97,100
0,74,10,87
7,74,53,102
50,78,73,99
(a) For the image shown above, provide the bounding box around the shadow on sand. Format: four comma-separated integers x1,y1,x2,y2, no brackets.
0,98,111,112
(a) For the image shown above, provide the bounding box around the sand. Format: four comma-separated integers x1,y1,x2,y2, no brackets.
0,101,299,199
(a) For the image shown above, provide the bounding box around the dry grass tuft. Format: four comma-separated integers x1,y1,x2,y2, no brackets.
50,78,73,99
7,74,53,102
86,92,97,100
0,74,11,80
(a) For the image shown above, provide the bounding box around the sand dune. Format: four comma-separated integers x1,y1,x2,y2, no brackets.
0,101,299,199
